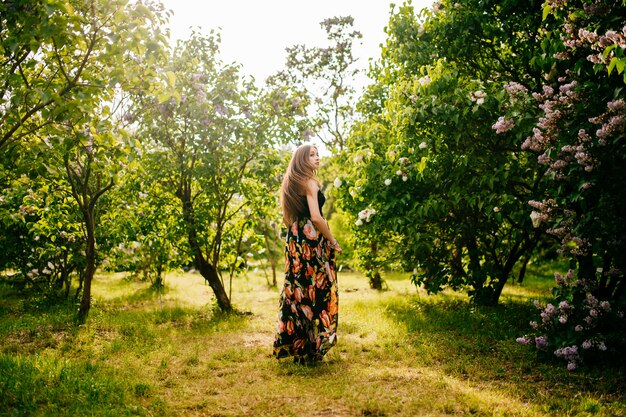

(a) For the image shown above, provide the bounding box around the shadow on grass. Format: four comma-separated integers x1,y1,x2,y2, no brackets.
385,294,626,413
0,278,250,360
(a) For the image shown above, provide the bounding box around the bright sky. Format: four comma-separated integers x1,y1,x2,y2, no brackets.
159,0,434,84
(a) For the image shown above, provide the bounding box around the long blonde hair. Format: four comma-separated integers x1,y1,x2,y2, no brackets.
281,143,318,226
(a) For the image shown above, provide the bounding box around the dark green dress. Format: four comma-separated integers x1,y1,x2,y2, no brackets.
273,190,338,362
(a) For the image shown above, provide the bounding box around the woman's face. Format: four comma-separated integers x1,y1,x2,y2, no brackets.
308,146,320,169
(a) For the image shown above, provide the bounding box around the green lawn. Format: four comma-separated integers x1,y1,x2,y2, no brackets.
0,266,624,416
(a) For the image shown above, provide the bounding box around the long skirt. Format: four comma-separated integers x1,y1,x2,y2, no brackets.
273,217,338,362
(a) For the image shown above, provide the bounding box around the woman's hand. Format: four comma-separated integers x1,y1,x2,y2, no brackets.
329,239,343,254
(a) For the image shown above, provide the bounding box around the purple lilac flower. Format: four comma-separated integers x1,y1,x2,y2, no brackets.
535,335,548,349
492,116,515,134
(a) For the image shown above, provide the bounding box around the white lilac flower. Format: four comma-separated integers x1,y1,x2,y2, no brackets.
419,142,428,149
353,154,364,163
530,211,545,228
471,90,487,104
355,219,363,226
396,170,403,176
402,176,408,182
357,208,377,222
384,179,392,186
333,178,342,188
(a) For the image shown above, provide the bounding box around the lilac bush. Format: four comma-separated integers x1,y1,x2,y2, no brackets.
507,0,626,369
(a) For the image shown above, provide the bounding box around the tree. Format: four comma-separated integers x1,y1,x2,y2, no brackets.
0,0,167,154
134,31,290,312
339,0,550,304
0,0,168,321
267,16,363,153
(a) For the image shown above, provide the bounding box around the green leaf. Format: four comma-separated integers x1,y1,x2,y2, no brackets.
166,71,177,87
157,93,171,104
602,44,617,60
608,57,617,75
542,5,553,21
615,58,625,75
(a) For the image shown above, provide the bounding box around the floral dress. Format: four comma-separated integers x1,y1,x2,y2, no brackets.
273,190,338,362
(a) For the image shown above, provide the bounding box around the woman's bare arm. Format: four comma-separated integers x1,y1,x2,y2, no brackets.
305,179,342,253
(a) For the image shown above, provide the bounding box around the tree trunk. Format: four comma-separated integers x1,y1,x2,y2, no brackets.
197,255,231,310
78,209,96,322
367,240,383,290
180,192,231,311
517,254,530,284
271,258,277,287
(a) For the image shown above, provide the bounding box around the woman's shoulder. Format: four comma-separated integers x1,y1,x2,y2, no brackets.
305,178,319,194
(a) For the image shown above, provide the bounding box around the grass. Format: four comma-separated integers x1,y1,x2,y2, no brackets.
0,265,624,417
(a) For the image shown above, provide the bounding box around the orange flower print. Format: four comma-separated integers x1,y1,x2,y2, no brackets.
288,240,297,257
329,298,338,315
294,337,305,351
315,271,326,289
284,285,292,299
303,220,318,240
301,243,312,260
325,262,336,283
294,287,303,302
291,257,302,274
305,265,315,279
307,285,315,302
277,321,285,333
301,305,313,321
320,310,331,328
291,222,298,236
286,320,295,335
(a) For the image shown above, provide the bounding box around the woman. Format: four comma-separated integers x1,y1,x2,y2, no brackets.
273,143,342,364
